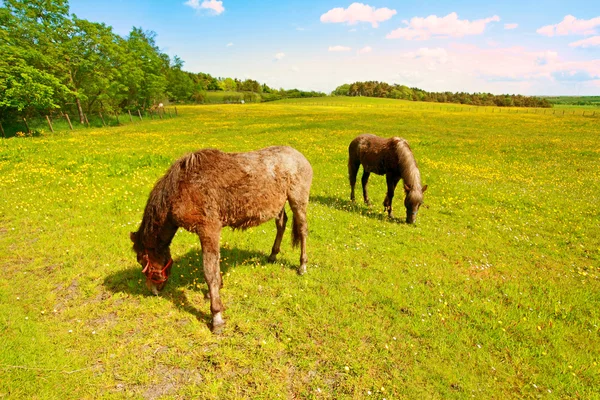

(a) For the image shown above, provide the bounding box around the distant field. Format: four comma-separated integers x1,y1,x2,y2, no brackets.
204,91,261,104
1,98,598,398
544,96,600,107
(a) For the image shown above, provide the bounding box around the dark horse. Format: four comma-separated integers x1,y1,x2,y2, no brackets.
130,146,313,332
348,134,427,223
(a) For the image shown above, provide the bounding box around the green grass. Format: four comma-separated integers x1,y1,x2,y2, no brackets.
203,91,261,104
1,98,599,398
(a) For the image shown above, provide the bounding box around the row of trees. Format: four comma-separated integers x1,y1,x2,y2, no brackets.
0,0,324,124
333,81,552,108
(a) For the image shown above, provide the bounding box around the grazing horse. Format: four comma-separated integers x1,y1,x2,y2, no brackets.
130,146,313,332
348,134,427,223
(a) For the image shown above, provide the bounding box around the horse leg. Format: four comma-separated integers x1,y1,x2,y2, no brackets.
348,158,360,202
384,174,400,218
361,171,371,206
268,208,288,263
198,225,225,332
288,199,308,275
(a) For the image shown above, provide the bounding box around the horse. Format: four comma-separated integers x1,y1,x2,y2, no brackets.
130,146,313,332
348,134,427,224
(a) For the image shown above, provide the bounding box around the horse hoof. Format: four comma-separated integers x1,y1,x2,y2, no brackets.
297,265,307,275
267,254,277,263
211,312,225,333
211,322,225,334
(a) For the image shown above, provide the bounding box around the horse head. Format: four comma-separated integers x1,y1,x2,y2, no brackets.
404,184,428,224
130,231,173,295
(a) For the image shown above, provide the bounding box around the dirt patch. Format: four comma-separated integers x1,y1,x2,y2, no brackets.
141,364,204,400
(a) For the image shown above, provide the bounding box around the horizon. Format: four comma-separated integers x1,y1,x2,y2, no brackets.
66,0,600,96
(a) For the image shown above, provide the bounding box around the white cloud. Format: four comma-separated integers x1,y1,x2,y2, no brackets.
226,42,233,47
357,46,372,54
537,15,600,36
396,70,423,83
386,12,500,40
184,0,225,15
504,23,518,30
569,35,600,48
446,44,600,83
329,45,352,52
274,52,285,60
320,2,397,28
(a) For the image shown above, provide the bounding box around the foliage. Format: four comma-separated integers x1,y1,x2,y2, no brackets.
544,96,600,106
1,98,598,398
334,81,553,108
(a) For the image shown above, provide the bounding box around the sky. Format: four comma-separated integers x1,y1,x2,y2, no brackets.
67,0,600,95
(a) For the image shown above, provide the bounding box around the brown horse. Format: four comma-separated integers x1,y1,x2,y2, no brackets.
348,134,427,223
130,146,313,332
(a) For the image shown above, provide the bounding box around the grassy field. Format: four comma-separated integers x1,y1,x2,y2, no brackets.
1,98,599,399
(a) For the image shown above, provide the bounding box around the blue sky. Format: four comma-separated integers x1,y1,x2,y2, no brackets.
68,0,600,95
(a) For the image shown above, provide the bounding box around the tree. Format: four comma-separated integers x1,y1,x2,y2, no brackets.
121,27,169,109
0,0,71,118
166,56,194,102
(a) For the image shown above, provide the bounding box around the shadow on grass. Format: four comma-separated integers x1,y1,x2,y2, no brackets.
104,246,297,327
310,194,407,224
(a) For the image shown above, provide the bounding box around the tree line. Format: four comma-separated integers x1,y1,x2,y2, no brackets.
333,81,552,108
0,0,324,125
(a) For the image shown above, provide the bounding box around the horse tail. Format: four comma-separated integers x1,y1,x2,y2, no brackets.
348,139,361,182
291,215,301,248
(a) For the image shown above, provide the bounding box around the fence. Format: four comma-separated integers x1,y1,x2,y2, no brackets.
275,101,599,117
1,107,179,139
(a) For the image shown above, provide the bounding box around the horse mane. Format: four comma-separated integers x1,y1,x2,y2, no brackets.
391,138,422,190
134,151,212,250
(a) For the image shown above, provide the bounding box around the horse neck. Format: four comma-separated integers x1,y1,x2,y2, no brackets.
138,205,177,252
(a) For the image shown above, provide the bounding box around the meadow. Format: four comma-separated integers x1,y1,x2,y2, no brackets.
0,98,599,399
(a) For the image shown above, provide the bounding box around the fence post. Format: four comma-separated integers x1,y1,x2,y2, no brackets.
99,112,106,126
46,115,55,133
128,110,133,122
65,114,73,130
137,109,143,121
174,107,178,116
0,121,5,138
84,114,90,127
23,117,30,134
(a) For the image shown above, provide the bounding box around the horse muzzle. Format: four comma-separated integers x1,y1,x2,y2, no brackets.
406,211,418,224
142,258,173,294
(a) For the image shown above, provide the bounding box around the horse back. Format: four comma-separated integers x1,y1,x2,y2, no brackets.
349,134,401,175
173,146,312,230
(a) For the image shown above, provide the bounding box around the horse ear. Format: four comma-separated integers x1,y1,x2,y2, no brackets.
130,232,137,243
422,185,428,193
404,183,411,192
